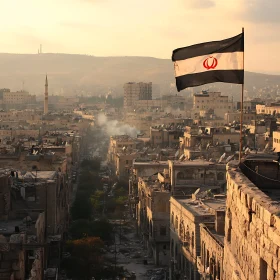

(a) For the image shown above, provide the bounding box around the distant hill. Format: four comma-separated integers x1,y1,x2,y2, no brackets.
0,53,279,99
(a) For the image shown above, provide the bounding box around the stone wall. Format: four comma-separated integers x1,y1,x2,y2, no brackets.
224,161,280,280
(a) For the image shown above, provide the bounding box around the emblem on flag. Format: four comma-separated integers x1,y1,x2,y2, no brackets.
172,32,244,91
203,56,218,70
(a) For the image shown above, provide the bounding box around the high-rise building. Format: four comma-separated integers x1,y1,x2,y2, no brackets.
123,82,152,111
44,75,48,114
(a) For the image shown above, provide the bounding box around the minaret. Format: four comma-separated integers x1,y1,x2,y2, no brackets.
44,75,48,114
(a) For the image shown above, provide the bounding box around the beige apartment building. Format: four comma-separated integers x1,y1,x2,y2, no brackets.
2,90,36,105
273,131,280,152
107,135,139,164
0,129,39,141
256,104,280,115
193,91,234,119
0,110,41,122
170,194,226,280
137,173,171,266
225,111,256,124
123,82,152,111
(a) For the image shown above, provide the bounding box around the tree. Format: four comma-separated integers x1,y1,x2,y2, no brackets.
69,219,113,242
62,237,104,279
90,190,105,212
81,158,101,170
71,191,92,220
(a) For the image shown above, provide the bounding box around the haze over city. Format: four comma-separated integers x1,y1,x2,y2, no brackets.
1,1,280,280
0,0,280,73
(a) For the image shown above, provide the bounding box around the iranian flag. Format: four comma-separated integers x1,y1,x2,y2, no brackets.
172,33,244,91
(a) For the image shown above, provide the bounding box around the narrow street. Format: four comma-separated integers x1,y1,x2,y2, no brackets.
64,126,167,279
105,220,167,280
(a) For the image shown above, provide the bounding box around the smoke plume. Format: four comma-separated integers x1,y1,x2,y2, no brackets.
97,113,139,137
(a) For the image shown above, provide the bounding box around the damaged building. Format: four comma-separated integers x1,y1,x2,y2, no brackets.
136,159,226,272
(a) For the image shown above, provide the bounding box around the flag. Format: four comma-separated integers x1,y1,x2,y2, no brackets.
172,33,244,91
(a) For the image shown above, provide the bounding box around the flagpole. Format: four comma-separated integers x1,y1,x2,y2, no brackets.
239,27,244,163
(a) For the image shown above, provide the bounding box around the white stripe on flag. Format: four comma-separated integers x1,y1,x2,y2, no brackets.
174,51,243,77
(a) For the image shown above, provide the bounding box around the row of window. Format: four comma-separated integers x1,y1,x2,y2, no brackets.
196,99,227,103
196,106,231,109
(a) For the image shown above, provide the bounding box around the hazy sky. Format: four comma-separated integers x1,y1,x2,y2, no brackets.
0,0,280,73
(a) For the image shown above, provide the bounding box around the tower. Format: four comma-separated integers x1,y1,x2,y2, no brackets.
44,75,48,114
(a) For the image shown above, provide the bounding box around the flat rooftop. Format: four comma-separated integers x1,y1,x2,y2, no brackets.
22,171,56,180
176,197,226,217
171,160,225,167
133,160,168,166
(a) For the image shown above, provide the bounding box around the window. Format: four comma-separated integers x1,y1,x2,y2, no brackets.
160,226,166,236
175,216,179,230
191,232,194,248
126,160,129,164
260,258,268,280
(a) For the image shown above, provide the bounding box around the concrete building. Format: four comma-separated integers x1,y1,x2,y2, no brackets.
256,104,280,115
134,158,227,277
0,212,46,280
225,111,256,124
179,125,240,160
123,82,152,111
224,154,280,280
197,220,224,280
115,152,140,180
273,131,280,152
170,192,226,280
193,91,234,119
168,160,226,195
150,126,184,148
10,170,70,236
137,174,171,266
0,89,36,109
236,99,264,112
107,135,143,165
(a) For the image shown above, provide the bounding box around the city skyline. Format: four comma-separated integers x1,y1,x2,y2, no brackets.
0,0,280,73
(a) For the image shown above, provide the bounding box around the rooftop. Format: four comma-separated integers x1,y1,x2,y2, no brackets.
170,159,225,167
176,196,226,217
228,156,280,213
133,159,168,166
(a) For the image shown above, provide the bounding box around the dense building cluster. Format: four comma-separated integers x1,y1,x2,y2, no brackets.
1,78,280,280
102,83,280,279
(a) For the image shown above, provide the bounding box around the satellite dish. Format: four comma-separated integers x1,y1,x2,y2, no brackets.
225,155,234,163
194,188,201,195
264,143,269,151
218,153,226,163
179,154,185,161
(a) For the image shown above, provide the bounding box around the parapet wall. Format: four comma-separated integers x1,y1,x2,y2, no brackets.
224,161,280,280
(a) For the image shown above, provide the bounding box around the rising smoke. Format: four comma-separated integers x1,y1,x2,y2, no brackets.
97,113,139,137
